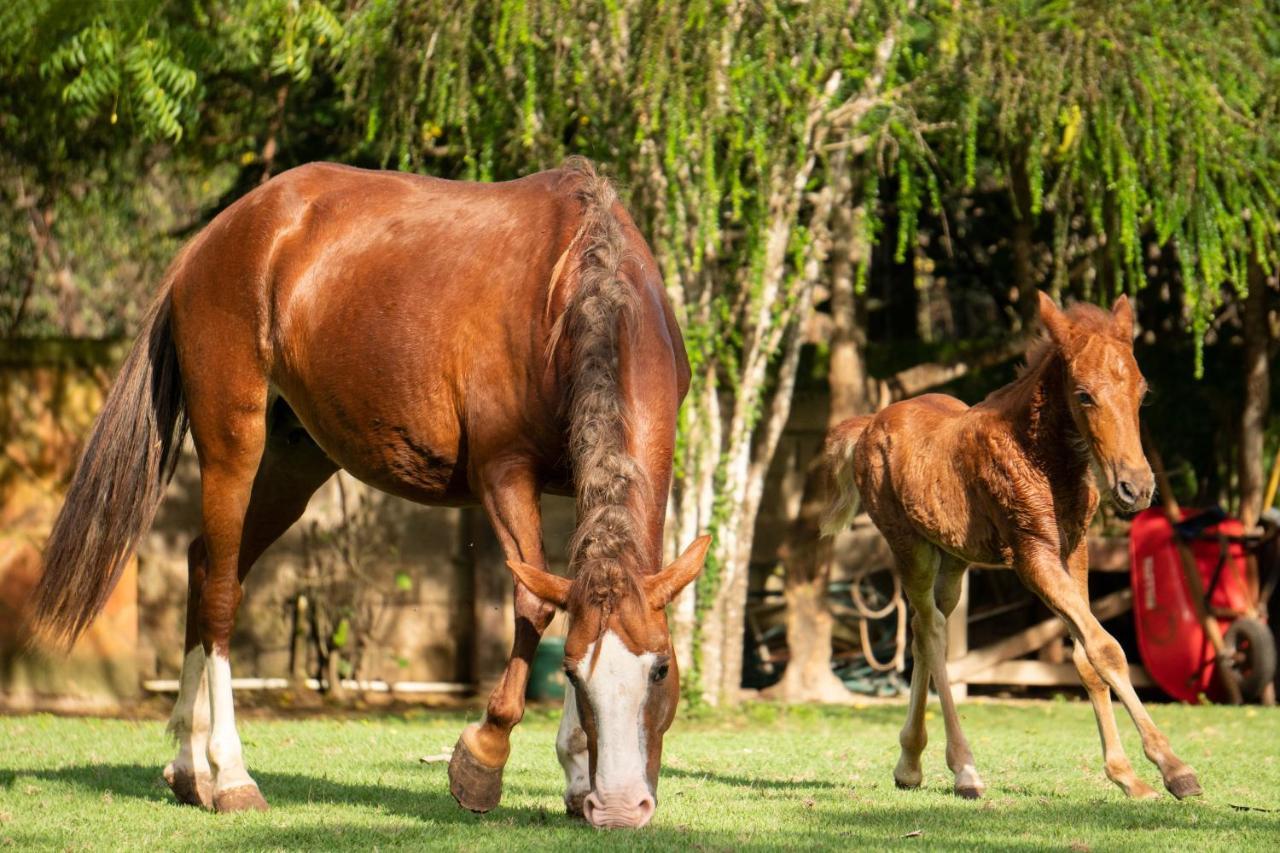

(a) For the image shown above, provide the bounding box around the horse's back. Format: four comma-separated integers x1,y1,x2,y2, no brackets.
167,162,675,507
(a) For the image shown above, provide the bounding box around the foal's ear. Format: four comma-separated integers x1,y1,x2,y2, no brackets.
645,535,712,610
1038,291,1073,350
1110,294,1135,344
507,561,572,609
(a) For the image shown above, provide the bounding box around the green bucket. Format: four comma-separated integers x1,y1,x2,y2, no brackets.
527,636,567,701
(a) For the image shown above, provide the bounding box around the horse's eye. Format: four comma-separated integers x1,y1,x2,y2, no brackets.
1075,390,1095,407
563,667,579,686
650,662,670,683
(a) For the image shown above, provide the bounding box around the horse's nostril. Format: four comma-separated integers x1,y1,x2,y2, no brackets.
1117,480,1137,505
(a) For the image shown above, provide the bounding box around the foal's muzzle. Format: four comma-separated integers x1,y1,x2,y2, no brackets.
1111,464,1154,512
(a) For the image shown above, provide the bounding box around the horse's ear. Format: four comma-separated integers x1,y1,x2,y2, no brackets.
507,560,572,609
645,535,711,610
1110,294,1135,344
1038,291,1073,350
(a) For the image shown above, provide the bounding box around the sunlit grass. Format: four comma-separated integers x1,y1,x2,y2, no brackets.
2,700,1277,850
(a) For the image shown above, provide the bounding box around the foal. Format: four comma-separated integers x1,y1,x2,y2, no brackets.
821,292,1201,801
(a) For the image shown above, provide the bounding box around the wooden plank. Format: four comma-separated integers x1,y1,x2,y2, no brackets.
949,588,1133,683
963,660,1154,688
1086,537,1131,572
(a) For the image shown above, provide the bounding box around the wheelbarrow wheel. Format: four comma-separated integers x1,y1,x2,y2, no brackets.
1223,618,1277,702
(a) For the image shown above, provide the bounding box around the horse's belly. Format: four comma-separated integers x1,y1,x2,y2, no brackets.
274,379,473,505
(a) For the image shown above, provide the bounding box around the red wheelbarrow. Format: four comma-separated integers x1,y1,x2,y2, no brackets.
1129,505,1278,703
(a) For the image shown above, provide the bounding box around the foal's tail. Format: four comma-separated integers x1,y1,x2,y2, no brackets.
31,290,188,645
818,415,873,538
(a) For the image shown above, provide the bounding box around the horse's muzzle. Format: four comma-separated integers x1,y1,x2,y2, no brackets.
582,784,656,828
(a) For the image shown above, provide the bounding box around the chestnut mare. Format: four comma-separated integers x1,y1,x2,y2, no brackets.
821,293,1202,801
31,158,709,829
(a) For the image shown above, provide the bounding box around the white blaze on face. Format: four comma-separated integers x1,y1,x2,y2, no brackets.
580,630,655,797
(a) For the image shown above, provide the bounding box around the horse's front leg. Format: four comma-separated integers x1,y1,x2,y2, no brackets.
1016,540,1201,799
556,682,591,817
449,463,556,813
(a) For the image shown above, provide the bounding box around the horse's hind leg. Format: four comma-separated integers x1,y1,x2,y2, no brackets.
449,462,555,813
163,538,214,808
180,375,337,812
1066,543,1158,800
1016,542,1201,799
163,401,337,809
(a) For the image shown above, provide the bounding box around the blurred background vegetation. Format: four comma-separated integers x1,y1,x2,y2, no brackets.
2,0,1278,703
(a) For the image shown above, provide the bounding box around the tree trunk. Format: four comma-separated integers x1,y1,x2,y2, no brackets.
775,194,871,703
1240,255,1271,529
1240,255,1270,611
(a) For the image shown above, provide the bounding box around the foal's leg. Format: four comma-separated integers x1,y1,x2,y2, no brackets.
450,463,555,813
931,557,985,798
893,543,983,796
556,683,591,816
1066,544,1158,800
1017,544,1201,799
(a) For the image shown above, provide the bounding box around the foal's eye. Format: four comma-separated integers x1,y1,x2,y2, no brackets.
650,662,670,683
1075,390,1095,407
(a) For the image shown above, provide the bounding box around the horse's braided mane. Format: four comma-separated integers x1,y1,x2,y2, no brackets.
554,156,648,615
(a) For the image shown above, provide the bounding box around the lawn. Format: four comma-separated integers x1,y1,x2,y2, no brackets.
1,700,1278,851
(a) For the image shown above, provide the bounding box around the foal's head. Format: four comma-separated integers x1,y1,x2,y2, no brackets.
1039,291,1153,511
507,535,709,828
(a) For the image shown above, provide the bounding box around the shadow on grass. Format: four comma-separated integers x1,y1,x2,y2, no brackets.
0,762,561,827
664,766,841,790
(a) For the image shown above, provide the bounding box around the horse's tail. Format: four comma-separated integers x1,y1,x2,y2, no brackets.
555,157,646,597
31,289,188,645
819,415,873,538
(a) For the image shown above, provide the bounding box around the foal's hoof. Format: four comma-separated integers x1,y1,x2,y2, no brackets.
954,767,985,799
163,763,213,809
448,736,504,813
213,784,270,813
1165,772,1203,800
893,775,922,790
1121,779,1161,800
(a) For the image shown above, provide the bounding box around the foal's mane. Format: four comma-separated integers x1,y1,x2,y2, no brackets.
1020,300,1120,375
554,157,648,614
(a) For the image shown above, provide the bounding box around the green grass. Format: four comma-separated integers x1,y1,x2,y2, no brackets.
2,700,1278,850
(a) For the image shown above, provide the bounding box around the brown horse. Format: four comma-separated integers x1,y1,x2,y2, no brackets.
31,158,708,829
821,292,1202,801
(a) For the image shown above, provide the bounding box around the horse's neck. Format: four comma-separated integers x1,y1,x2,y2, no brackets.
1006,352,1090,485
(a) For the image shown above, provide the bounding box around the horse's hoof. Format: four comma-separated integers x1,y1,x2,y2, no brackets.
162,762,214,809
894,775,922,790
565,790,588,819
1165,773,1203,800
213,783,270,813
954,784,985,800
449,736,504,813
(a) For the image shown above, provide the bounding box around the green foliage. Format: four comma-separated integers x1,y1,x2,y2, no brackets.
934,0,1280,372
